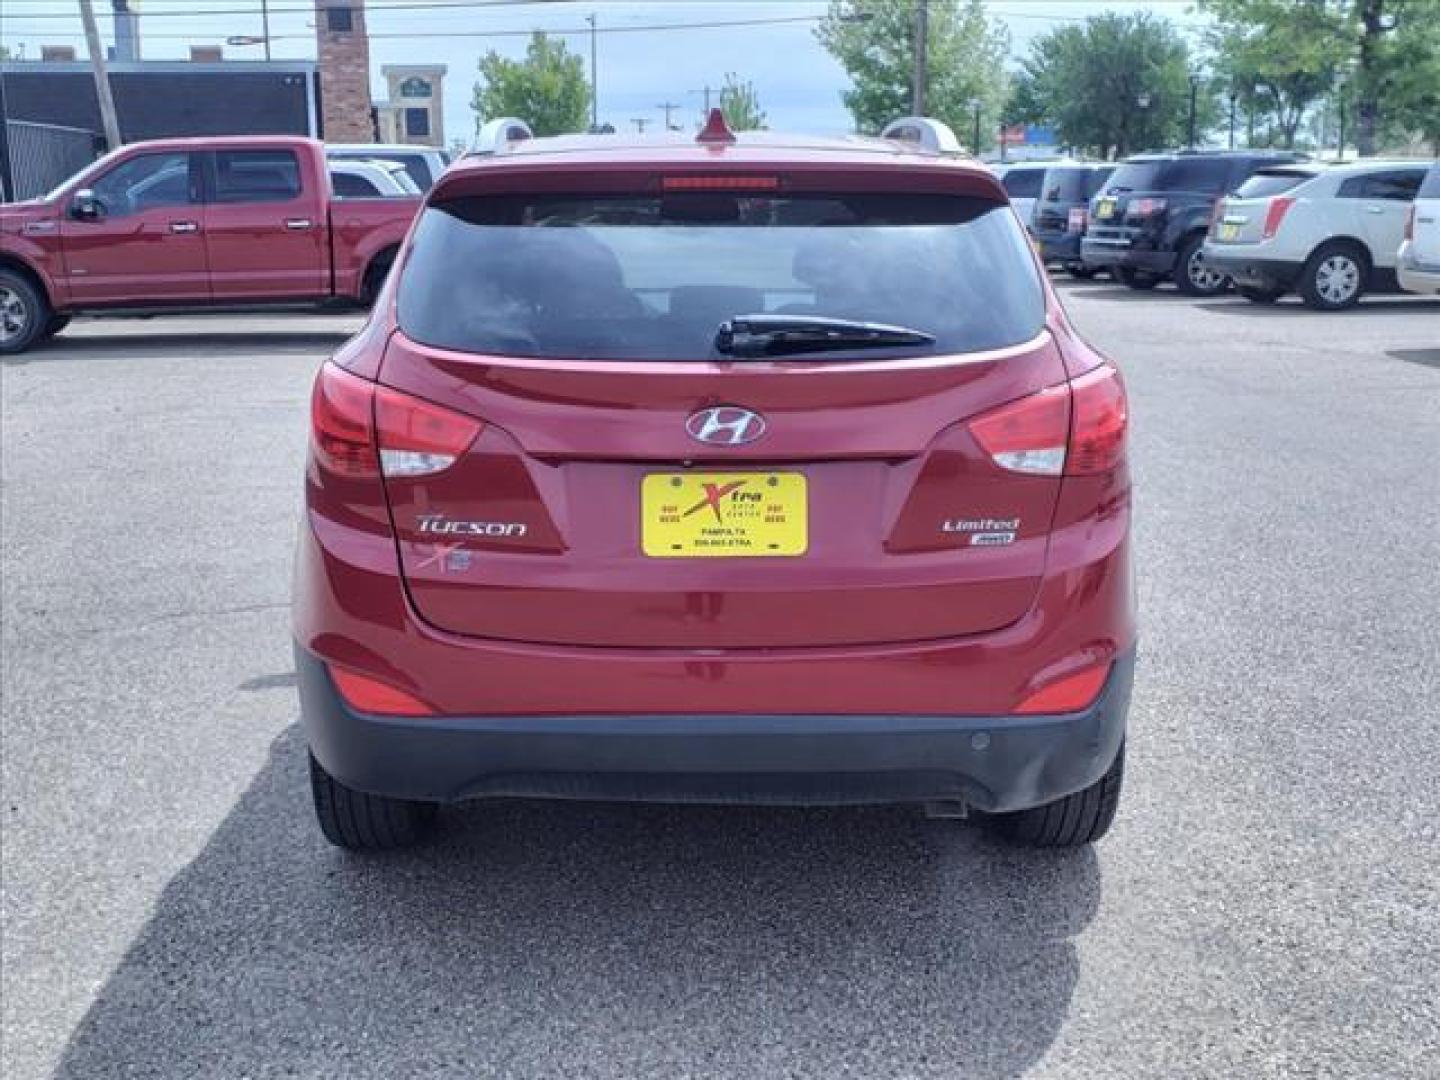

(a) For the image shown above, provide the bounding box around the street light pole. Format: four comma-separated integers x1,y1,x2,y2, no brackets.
262,0,272,61
911,0,928,116
1228,90,1237,150
78,0,122,150
586,13,598,132
972,100,981,156
1187,73,1201,149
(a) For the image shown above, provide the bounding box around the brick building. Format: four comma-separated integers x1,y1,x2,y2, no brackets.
315,0,375,142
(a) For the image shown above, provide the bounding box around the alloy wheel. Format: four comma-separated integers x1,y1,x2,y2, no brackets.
0,286,27,344
1187,249,1227,293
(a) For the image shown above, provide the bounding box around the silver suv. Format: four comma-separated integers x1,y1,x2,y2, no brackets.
1201,159,1431,310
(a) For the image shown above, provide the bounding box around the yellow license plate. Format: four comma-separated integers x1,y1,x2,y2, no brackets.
642,472,807,557
1096,199,1115,220
1218,222,1242,241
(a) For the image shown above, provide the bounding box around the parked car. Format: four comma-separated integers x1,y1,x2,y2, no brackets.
1202,159,1430,309
1082,150,1306,295
330,158,422,198
0,136,420,353
1397,158,1440,296
1030,162,1115,278
295,113,1135,852
326,143,449,191
991,162,1056,227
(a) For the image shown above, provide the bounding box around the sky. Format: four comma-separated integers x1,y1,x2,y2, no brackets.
0,0,1208,145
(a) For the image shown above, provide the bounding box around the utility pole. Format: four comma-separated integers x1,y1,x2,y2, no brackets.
79,0,122,149
586,13,597,132
632,117,649,134
262,0,272,61
657,101,680,131
1186,73,1201,149
911,0,928,116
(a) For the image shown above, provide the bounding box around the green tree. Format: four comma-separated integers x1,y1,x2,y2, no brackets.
471,32,589,138
1200,0,1349,148
816,0,1009,150
1011,13,1213,159
717,73,767,131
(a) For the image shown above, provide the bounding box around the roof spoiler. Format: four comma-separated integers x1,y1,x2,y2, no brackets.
880,117,963,156
469,117,534,157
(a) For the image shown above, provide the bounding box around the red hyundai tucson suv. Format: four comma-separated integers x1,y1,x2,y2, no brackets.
294,113,1135,851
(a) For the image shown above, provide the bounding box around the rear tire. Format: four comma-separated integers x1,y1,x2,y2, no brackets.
1115,267,1158,290
1067,264,1098,281
1298,241,1367,311
309,752,437,850
42,314,72,340
987,743,1125,848
1174,234,1229,296
361,251,397,308
0,269,50,355
1239,285,1285,304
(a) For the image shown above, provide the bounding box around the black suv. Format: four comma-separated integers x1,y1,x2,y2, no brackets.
1081,150,1306,295
1031,163,1115,278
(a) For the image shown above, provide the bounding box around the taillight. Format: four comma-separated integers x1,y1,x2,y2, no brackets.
1262,196,1296,240
311,363,378,477
375,385,482,477
1132,197,1167,217
968,364,1128,478
1404,204,1415,242
1068,206,1087,233
309,363,482,479
329,665,435,716
1208,199,1225,235
1014,660,1111,714
1066,363,1128,475
968,384,1070,476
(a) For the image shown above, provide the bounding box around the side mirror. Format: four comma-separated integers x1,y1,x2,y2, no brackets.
70,190,104,221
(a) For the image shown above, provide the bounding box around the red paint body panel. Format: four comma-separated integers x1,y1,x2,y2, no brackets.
0,136,418,310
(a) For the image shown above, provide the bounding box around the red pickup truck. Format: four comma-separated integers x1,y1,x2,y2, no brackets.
0,135,420,354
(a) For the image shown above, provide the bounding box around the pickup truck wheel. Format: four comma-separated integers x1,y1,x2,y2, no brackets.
43,314,73,339
1299,242,1367,311
361,253,397,308
986,743,1125,848
1175,234,1229,296
309,752,436,850
0,271,49,355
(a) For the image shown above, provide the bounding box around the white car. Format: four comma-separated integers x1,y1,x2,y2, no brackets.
326,143,449,191
1201,159,1431,309
329,159,421,199
1397,159,1440,295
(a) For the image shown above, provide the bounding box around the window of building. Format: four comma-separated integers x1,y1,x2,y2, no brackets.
404,108,431,139
326,6,353,32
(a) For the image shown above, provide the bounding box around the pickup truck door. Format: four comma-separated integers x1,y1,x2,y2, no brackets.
57,150,209,304
201,148,328,298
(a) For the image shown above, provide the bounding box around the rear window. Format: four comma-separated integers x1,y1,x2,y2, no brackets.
397,192,1045,361
1108,157,1231,194
1421,162,1440,198
1235,170,1314,198
1040,168,1090,203
213,149,302,203
1001,169,1045,199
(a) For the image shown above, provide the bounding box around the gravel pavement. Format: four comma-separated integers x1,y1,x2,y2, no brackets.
2,288,1438,1079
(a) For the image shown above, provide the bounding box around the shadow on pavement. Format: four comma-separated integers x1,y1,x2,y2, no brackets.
55,725,1101,1079
1389,347,1440,368
1196,297,1440,317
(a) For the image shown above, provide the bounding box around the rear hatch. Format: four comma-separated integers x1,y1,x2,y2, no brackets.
1209,167,1320,246
1411,167,1440,266
1034,166,1110,237
1089,155,1232,242
377,170,1067,649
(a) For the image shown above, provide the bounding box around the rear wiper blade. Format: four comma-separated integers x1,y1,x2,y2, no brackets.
715,314,936,358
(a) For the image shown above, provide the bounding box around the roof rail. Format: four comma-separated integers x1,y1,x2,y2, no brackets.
469,117,534,156
879,116,963,156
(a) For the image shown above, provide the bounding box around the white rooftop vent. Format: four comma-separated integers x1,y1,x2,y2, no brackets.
880,116,963,156
471,117,534,156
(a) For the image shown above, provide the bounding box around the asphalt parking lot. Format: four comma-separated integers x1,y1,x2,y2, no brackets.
2,283,1438,1079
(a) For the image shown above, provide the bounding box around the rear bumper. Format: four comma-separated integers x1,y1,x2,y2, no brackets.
1035,231,1083,263
1397,242,1440,295
1200,247,1303,291
299,646,1134,811
1080,238,1174,275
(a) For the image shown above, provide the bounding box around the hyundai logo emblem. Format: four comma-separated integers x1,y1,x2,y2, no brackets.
685,406,767,446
